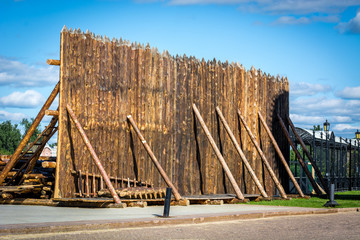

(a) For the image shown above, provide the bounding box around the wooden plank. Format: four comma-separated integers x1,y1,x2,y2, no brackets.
238,109,287,198
192,104,244,200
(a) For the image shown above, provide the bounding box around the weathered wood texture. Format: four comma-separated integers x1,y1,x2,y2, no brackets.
55,28,289,198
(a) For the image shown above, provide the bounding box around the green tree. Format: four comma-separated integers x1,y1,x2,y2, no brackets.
0,121,22,155
310,125,322,131
20,118,42,143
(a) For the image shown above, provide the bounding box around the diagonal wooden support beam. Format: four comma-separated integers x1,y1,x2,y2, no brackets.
277,114,322,195
237,109,287,199
258,112,305,197
66,104,121,204
286,115,329,196
0,82,60,185
193,104,244,200
127,115,182,201
216,107,268,198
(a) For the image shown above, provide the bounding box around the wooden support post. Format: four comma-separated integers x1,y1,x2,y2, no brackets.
46,59,60,66
92,174,96,197
85,171,90,198
193,104,244,200
127,115,182,201
237,110,287,199
0,82,59,185
216,107,268,198
78,170,83,197
66,104,121,204
277,114,322,195
45,110,59,116
286,115,329,196
258,112,305,197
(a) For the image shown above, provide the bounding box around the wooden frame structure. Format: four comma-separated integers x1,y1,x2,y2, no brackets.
0,26,293,203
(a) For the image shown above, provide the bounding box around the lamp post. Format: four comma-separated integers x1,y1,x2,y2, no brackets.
356,130,360,190
356,129,360,140
324,120,330,186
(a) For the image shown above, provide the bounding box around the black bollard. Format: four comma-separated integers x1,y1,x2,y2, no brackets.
324,184,339,207
163,187,172,217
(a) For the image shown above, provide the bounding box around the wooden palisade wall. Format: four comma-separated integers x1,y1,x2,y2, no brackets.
54,27,289,198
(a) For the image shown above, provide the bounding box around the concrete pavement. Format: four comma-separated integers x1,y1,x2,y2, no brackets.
0,203,358,236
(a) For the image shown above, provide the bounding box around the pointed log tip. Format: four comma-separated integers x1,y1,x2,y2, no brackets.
61,25,68,32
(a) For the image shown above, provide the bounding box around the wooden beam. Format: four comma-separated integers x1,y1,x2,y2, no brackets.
216,107,268,198
127,115,182,201
286,115,329,196
0,82,59,185
66,104,121,204
277,114,322,195
46,59,60,66
258,112,305,197
237,109,287,199
193,104,244,200
45,110,59,116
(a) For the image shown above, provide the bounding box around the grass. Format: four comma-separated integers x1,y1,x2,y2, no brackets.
241,191,360,208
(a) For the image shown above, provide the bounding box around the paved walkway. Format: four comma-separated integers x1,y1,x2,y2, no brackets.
0,204,357,236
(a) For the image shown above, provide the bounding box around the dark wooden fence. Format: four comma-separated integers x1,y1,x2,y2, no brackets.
54,28,289,198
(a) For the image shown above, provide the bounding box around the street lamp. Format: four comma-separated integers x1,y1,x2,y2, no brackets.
323,119,330,132
355,129,360,140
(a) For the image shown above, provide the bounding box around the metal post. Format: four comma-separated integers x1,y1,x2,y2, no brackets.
349,140,352,191
163,187,172,218
323,183,339,207
326,131,330,187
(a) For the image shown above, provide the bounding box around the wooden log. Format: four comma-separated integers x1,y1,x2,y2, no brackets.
286,115,329,196
1,192,13,199
238,109,287,198
277,114,322,195
78,170,83,197
258,112,305,197
85,171,90,198
127,115,182,201
0,82,59,185
23,173,46,179
45,110,59,116
66,104,121,204
41,161,57,168
216,107,268,198
47,59,60,66
192,104,244,200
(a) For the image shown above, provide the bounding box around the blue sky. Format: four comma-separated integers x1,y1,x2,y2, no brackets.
0,0,360,139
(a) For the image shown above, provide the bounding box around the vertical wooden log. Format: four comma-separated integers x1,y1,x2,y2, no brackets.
238,109,287,198
78,170,83,197
193,104,244,200
92,174,96,197
86,171,90,198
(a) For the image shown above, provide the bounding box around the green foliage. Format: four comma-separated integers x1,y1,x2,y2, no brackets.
240,191,360,208
310,125,322,131
20,118,42,143
0,121,21,155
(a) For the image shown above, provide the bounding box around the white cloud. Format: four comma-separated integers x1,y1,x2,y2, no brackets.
0,57,59,87
289,113,324,124
332,123,358,131
0,110,27,121
167,0,360,15
332,116,352,122
336,86,360,99
290,82,331,97
273,16,311,25
0,90,45,108
337,10,360,34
